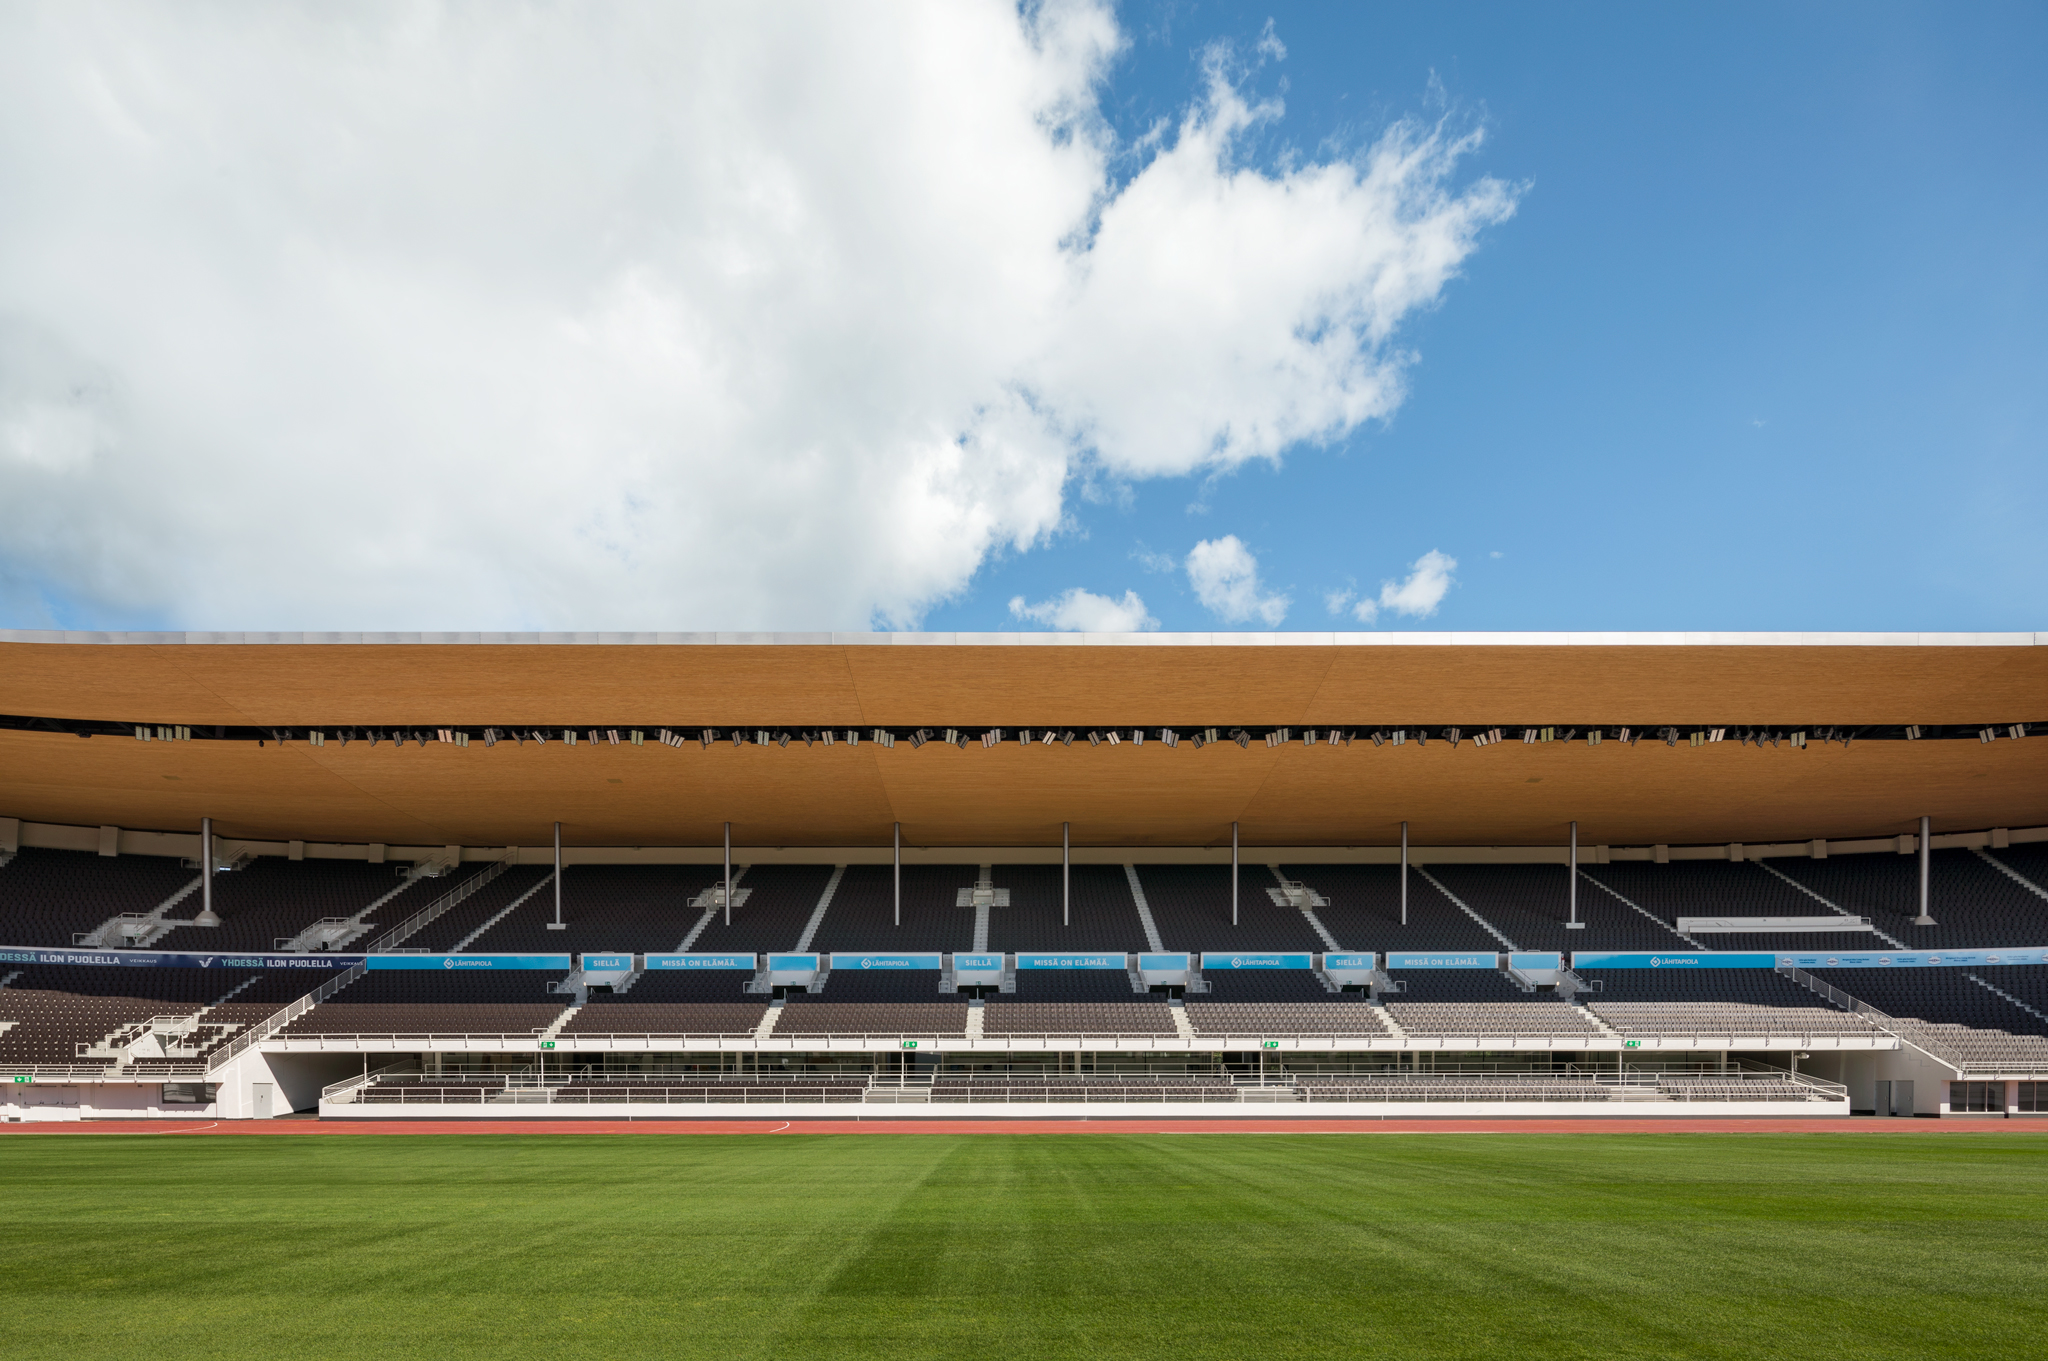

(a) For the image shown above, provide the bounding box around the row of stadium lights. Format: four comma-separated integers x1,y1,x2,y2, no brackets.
130,721,2033,748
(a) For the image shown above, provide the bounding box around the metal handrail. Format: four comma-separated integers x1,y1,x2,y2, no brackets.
207,959,368,1071
359,859,510,952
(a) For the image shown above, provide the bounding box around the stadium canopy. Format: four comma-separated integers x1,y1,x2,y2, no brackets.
0,630,2043,853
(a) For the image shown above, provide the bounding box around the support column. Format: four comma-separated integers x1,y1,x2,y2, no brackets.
549,821,565,930
1231,821,1239,927
1400,821,1409,928
1062,821,1070,928
894,821,902,928
1914,814,1936,925
1567,821,1583,929
194,817,221,926
724,821,733,927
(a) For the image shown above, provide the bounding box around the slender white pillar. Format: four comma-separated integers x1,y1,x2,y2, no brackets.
1400,821,1409,927
195,817,220,926
1915,814,1936,924
1567,821,1582,929
724,821,733,927
1062,822,1070,927
550,821,564,929
893,821,902,927
1231,821,1239,927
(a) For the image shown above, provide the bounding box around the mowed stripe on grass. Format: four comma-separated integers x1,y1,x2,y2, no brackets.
0,1134,2042,1361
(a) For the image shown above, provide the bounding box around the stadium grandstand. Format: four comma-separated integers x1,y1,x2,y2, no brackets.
2,629,2046,1122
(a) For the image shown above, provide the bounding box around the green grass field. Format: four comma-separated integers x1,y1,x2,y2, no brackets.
1,1133,2044,1360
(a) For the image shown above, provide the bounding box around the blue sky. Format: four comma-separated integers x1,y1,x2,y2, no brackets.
0,2,2041,634
931,1,2048,633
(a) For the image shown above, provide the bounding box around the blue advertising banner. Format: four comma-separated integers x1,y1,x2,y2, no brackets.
646,953,757,970
1136,953,1189,972
1509,952,1563,971
579,953,633,972
1322,952,1377,971
831,952,943,970
1386,951,1500,969
952,953,1004,971
0,946,363,971
1569,952,1778,970
767,954,819,971
1018,952,1129,969
365,954,571,971
1200,952,1314,970
1785,947,2048,970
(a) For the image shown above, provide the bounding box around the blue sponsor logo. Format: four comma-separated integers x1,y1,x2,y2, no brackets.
1786,947,2048,971
646,953,756,970
1386,952,1499,970
1569,952,1778,970
1508,953,1563,971
767,954,819,971
1017,953,1129,969
832,953,943,971
1136,953,1189,972
1199,952,1313,970
367,954,571,971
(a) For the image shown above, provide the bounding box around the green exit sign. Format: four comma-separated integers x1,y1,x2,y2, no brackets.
900,1040,918,1050
539,1041,556,1050
1260,1041,1280,1050
1623,1040,1641,1049
9,1075,28,1084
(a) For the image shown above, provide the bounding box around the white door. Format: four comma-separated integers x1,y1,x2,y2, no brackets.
251,1082,273,1119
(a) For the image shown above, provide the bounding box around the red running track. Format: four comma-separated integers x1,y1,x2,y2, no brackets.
2,1117,2039,1136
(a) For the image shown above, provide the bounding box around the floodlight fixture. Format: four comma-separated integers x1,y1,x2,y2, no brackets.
1040,729,1057,745
754,729,771,747
982,729,1002,748
1189,731,1207,749
1130,729,1143,747
1586,729,1601,748
820,729,834,747
1392,730,1406,747
1370,730,1385,747
587,729,601,746
1232,729,1250,748
2012,724,2029,740
1160,728,1178,748
731,731,746,748
563,730,577,746
1662,727,1677,747
699,729,715,748
1303,729,1318,747
845,729,860,746
1061,730,1075,747
1203,728,1219,745
1792,731,1808,749
907,729,927,749
1905,725,1921,740
1980,727,1996,743
1708,728,1725,743
1105,730,1120,746
1415,729,1428,748
1446,727,1461,748
1087,731,1102,747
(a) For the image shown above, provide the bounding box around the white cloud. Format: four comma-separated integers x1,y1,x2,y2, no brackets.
1352,549,1456,623
1186,535,1288,626
1130,544,1178,574
0,3,1516,629
1323,586,1355,615
1008,587,1157,632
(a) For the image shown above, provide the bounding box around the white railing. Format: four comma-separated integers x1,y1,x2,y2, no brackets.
321,1062,419,1104
359,859,509,952
207,960,368,1071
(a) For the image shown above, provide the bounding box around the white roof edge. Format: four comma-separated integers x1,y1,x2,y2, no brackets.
0,629,2040,647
